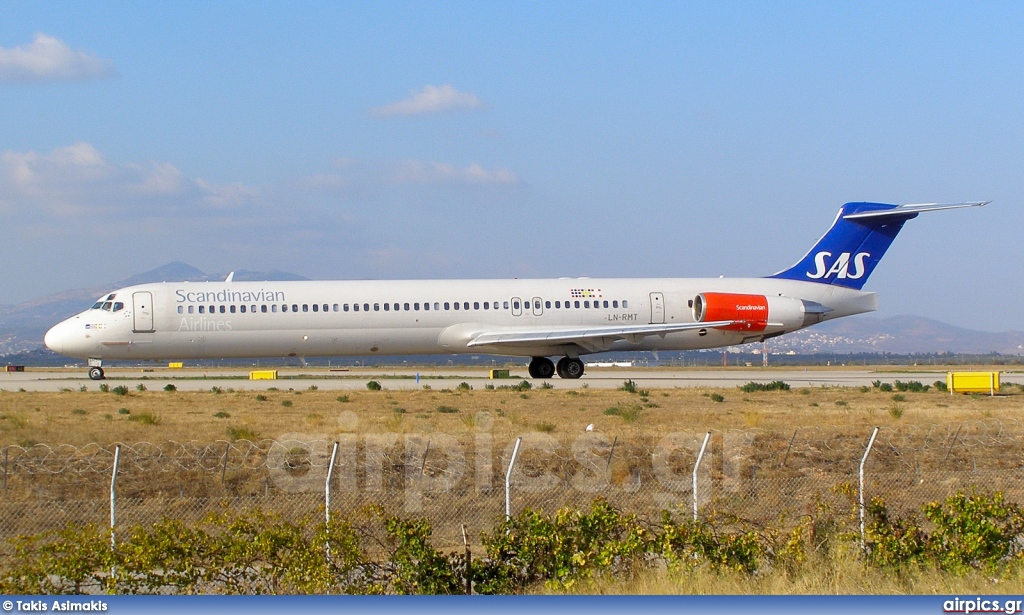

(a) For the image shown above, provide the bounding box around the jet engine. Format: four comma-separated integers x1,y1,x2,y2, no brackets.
692,292,825,331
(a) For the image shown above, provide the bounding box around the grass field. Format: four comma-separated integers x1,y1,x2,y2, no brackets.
1,377,1020,447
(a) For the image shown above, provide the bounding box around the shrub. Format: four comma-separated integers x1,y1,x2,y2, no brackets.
934,380,948,392
136,384,147,392
619,380,638,394
127,412,160,425
709,393,725,403
878,382,894,392
892,394,906,402
894,380,930,393
436,406,459,414
71,409,86,416
534,422,556,433
213,411,230,419
603,406,621,416
163,384,176,392
211,386,223,394
117,408,130,415
888,403,904,419
739,381,790,392
457,382,471,391
98,384,109,393
255,394,268,402
307,385,318,391
366,381,382,391
539,382,554,389
281,400,293,408
226,425,259,441
110,386,129,396
336,395,350,403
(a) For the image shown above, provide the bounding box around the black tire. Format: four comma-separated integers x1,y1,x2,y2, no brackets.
560,358,584,379
528,357,555,379
88,367,105,380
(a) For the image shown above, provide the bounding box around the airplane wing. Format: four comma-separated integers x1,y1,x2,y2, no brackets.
465,320,736,351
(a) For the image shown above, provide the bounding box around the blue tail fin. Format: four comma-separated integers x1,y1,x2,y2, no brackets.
770,202,917,290
771,201,986,290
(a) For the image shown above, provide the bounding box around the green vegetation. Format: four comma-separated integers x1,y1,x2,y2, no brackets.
436,406,459,414
213,411,230,419
281,400,293,408
127,412,160,426
225,425,259,441
740,381,790,393
255,394,268,402
3,491,1021,595
71,409,86,416
336,395,350,403
709,393,725,403
117,408,130,415
163,384,176,392
366,381,382,391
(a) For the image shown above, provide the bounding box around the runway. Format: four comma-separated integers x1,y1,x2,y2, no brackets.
2,366,1018,392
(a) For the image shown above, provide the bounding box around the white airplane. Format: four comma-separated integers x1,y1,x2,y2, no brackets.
44,201,985,380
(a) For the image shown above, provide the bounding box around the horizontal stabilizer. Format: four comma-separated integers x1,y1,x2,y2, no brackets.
842,201,988,220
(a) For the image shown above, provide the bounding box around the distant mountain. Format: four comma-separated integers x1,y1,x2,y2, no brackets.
770,315,1024,355
0,263,307,354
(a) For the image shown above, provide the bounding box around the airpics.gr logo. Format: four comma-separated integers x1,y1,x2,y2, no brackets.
806,251,871,280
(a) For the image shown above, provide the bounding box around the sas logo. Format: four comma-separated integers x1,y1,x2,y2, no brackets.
807,251,871,280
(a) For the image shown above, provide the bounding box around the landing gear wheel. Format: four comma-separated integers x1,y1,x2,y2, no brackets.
556,357,584,379
88,367,105,381
528,357,555,379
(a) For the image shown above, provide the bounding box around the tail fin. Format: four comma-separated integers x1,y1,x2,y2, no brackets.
770,201,987,290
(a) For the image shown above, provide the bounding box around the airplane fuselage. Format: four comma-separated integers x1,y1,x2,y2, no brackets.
43,276,876,363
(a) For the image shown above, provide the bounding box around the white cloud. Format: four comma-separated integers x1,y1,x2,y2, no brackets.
0,33,115,83
391,161,519,186
0,142,257,218
369,84,483,117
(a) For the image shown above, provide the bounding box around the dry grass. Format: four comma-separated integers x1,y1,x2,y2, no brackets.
566,546,1024,594
0,383,1020,447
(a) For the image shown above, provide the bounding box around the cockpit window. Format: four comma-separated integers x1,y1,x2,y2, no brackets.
113,302,124,312
91,302,103,310
101,302,113,311
106,294,116,301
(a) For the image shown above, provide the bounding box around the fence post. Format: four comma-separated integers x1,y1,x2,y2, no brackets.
505,437,522,521
220,442,230,485
3,447,7,492
693,432,711,522
462,524,471,595
325,441,339,524
859,427,879,550
110,445,121,548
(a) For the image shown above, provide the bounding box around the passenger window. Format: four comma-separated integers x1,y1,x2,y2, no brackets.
373,303,379,311
603,301,609,308
613,300,618,308
353,304,359,311
424,302,430,311
464,302,469,310
282,305,288,313
434,302,440,310
261,305,268,313
333,304,339,312
454,302,460,310
293,304,299,312
199,306,205,314
303,304,309,312
414,303,420,311
384,303,390,311
535,300,541,309
545,301,551,309
177,306,183,314
312,304,318,312
444,302,450,310
343,304,349,312
404,303,410,311
574,301,580,308
323,304,328,312
483,302,489,310
471,302,477,310
188,306,195,314
584,301,590,308
623,300,629,308
363,303,369,311
555,301,561,308
503,301,509,309
512,301,520,310
271,305,277,313
230,305,236,313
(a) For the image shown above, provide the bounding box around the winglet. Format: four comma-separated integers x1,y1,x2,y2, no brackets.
225,272,235,283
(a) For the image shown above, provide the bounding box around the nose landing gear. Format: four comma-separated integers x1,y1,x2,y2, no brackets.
88,366,105,380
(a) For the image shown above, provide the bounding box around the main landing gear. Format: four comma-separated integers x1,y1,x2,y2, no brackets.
528,356,584,379
88,367,105,380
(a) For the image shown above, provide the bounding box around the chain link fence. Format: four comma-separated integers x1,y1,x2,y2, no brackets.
1,419,1022,558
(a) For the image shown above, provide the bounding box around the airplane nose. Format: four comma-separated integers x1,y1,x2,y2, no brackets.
44,322,66,354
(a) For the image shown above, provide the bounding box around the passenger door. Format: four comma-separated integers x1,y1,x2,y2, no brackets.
649,292,665,324
133,291,155,333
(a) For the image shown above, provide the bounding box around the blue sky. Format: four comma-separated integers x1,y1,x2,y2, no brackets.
1,2,1022,331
